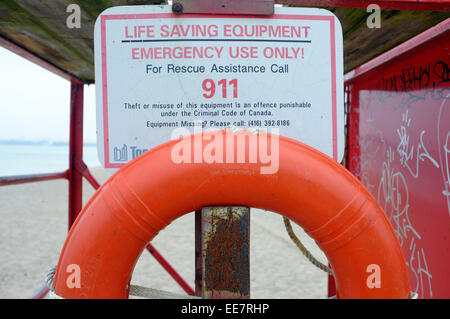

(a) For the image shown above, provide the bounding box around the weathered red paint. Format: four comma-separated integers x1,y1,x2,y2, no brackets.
76,160,101,190
177,0,450,13
68,82,84,229
276,0,450,11
345,18,450,298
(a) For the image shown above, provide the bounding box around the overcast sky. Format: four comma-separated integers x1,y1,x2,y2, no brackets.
0,47,97,143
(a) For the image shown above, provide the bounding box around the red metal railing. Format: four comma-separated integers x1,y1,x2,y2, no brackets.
146,244,195,296
0,172,68,186
68,82,84,229
0,36,194,298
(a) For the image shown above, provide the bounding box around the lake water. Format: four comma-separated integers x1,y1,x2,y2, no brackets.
0,144,102,177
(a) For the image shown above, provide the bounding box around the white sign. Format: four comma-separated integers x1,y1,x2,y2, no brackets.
94,5,344,169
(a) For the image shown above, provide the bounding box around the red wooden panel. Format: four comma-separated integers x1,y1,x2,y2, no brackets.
276,0,450,11
346,20,450,298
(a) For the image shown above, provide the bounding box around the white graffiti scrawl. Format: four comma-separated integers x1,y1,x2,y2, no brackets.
396,110,439,179
378,147,433,298
437,94,450,216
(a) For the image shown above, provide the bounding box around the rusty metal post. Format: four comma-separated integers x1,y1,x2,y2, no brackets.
174,0,268,300
195,209,203,296
195,206,250,299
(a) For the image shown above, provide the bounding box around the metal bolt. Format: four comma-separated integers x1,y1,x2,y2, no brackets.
172,2,183,14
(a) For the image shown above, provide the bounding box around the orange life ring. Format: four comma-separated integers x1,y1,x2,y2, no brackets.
54,130,410,298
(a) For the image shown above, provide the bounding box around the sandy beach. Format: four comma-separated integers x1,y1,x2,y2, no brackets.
0,167,328,299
